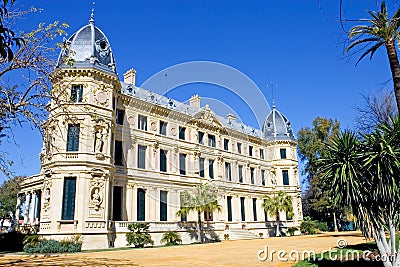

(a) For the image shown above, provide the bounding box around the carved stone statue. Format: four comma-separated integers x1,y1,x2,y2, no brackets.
43,187,51,212
95,130,104,153
91,187,103,211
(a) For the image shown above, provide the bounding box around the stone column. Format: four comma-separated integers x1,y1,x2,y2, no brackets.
29,191,37,224
233,196,240,222
217,194,226,222
24,193,31,224
147,187,157,222
15,195,21,225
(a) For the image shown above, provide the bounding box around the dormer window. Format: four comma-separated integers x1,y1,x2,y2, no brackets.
71,84,83,103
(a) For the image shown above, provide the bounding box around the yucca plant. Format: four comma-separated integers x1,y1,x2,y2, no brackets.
160,230,182,246
319,117,400,267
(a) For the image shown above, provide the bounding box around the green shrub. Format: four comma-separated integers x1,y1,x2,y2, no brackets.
287,227,298,236
160,231,182,246
300,217,317,234
23,235,82,254
300,217,329,234
126,222,154,248
23,234,42,247
317,222,328,232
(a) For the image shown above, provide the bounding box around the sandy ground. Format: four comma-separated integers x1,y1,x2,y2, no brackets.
0,231,368,267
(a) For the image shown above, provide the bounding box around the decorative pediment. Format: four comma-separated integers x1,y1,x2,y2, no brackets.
193,105,223,128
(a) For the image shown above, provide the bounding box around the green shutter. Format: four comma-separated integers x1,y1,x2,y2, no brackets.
160,150,167,172
283,170,289,185
179,154,186,175
160,191,167,221
61,177,76,220
209,160,214,179
240,197,245,221
199,158,205,177
227,196,232,222
137,189,145,221
67,124,79,152
253,198,257,221
138,145,146,169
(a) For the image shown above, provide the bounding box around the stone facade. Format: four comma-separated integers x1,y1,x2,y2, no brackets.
18,17,302,250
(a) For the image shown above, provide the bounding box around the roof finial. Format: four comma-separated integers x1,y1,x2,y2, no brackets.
89,2,95,24
266,81,278,109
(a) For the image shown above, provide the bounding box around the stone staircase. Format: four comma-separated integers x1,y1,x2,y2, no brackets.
220,228,260,241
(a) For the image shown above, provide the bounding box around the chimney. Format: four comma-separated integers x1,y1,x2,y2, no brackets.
227,113,236,122
123,68,136,85
189,95,200,108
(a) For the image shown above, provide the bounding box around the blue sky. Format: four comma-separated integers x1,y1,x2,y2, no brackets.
1,1,397,185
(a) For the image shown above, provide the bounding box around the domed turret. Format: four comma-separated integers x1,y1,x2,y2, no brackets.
56,11,117,74
262,104,294,140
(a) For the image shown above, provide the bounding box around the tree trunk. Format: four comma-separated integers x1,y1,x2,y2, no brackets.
197,211,202,243
385,41,400,113
333,212,338,232
276,214,280,237
373,228,392,267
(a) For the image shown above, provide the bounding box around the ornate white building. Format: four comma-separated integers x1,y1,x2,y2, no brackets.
17,16,302,249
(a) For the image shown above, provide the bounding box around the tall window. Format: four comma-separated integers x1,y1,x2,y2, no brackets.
159,121,167,136
116,109,125,125
198,131,204,144
250,167,255,184
204,211,213,221
240,197,246,221
137,188,145,221
114,140,123,166
61,177,76,220
237,143,242,154
208,134,216,147
227,196,232,222
112,186,123,221
66,124,80,152
260,149,264,159
253,198,257,221
280,148,287,159
261,170,265,186
70,84,83,103
160,149,167,172
180,192,187,222
179,153,186,175
199,157,205,177
179,127,186,140
160,191,168,221
137,145,146,169
238,165,243,183
249,145,253,157
223,139,229,150
225,162,232,181
209,159,214,179
138,115,147,131
282,170,289,185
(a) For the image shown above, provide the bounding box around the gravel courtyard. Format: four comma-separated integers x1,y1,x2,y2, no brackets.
0,231,368,266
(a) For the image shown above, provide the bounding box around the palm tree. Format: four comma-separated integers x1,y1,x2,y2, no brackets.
318,117,400,267
346,1,400,112
176,184,222,243
262,190,294,237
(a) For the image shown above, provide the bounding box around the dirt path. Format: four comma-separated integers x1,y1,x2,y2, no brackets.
0,231,368,266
